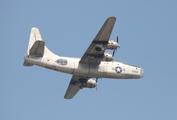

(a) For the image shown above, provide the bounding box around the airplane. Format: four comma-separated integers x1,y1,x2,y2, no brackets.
23,16,144,99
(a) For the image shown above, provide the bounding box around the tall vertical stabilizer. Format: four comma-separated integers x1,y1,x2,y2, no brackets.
23,27,57,66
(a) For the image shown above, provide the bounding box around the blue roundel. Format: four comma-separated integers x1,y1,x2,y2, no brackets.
115,66,122,73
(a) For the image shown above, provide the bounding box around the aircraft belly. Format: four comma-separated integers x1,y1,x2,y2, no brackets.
103,72,139,79
103,72,124,79
88,65,104,78
73,63,89,76
54,62,75,74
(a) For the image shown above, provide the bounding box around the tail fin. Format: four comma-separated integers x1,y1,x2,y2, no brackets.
23,27,57,66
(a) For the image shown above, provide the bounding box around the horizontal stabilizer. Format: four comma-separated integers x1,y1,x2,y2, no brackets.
29,41,45,57
23,60,33,66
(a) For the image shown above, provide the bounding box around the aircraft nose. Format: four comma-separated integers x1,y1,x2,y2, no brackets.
140,68,144,78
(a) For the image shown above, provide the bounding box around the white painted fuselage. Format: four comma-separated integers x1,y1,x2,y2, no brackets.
24,54,144,79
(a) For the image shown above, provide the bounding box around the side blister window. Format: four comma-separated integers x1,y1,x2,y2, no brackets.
56,59,67,65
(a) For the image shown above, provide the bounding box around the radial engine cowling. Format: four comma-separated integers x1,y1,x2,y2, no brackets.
80,79,97,88
106,40,119,50
102,52,113,61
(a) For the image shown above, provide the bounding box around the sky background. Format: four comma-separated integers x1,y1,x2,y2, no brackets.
1,0,177,120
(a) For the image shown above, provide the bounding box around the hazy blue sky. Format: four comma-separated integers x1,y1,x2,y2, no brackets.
1,0,177,120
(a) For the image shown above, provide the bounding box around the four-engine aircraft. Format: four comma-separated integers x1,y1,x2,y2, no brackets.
23,16,144,99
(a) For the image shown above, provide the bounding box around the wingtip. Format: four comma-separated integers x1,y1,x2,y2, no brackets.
108,16,116,19
31,27,39,30
105,16,116,22
64,96,73,99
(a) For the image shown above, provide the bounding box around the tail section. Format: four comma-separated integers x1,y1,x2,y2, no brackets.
27,27,43,54
23,27,57,66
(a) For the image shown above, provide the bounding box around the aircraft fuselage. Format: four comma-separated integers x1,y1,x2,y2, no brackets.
24,55,144,79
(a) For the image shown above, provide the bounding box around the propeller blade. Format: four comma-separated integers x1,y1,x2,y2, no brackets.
117,36,120,48
112,50,115,57
96,78,98,83
96,78,98,92
113,36,120,58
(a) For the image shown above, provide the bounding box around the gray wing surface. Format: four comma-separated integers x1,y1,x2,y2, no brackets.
79,16,116,65
64,75,88,99
64,17,116,99
29,41,45,57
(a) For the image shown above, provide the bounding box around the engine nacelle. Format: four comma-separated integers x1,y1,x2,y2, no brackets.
106,40,119,50
74,79,97,89
80,79,97,88
102,52,113,61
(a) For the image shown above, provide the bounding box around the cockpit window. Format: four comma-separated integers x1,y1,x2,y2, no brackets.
56,59,67,65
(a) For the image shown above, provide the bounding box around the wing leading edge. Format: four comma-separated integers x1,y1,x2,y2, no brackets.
79,16,116,65
64,16,116,99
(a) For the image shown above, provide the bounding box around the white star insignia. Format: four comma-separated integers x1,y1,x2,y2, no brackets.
115,66,122,73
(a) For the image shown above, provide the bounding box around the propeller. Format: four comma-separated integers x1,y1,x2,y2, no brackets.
112,36,120,57
112,49,116,57
117,36,120,48
96,78,98,91
96,78,98,83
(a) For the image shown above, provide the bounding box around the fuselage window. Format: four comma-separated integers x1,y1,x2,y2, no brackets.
56,59,67,65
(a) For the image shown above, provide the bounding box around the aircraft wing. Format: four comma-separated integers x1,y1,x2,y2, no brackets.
64,75,88,99
79,16,116,65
